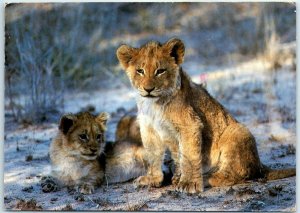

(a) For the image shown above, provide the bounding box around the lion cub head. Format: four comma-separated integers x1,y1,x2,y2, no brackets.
116,38,185,98
59,112,109,160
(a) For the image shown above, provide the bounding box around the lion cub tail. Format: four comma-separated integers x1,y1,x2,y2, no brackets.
262,165,296,181
266,168,296,181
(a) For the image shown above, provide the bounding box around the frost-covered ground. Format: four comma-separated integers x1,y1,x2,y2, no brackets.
4,59,296,211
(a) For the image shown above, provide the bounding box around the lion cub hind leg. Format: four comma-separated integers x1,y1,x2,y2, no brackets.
134,175,163,188
204,171,238,187
207,124,262,187
134,149,164,188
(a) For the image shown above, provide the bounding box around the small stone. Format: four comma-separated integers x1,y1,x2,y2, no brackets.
283,197,292,201
4,196,13,203
197,194,207,199
165,190,180,198
286,144,296,155
223,200,231,205
25,155,33,162
74,193,85,202
247,200,265,210
268,188,277,197
274,184,283,192
67,187,76,195
22,186,33,193
226,187,235,195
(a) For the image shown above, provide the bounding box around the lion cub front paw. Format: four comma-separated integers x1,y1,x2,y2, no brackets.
40,176,59,193
77,183,95,194
176,180,204,194
134,175,163,188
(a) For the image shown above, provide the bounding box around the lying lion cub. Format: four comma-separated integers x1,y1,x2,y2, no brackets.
116,38,296,194
41,112,145,194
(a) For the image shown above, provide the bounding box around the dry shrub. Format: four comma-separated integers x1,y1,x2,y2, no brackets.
256,5,296,71
5,3,121,123
261,34,296,71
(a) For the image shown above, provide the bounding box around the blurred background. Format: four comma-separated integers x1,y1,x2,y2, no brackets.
5,2,296,125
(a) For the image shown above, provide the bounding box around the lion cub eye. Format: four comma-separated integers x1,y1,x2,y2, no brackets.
155,69,166,76
136,69,144,75
79,134,88,141
96,134,102,142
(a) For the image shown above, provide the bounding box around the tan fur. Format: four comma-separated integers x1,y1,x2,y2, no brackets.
115,115,142,143
105,115,146,183
105,140,146,184
49,112,109,194
116,38,296,194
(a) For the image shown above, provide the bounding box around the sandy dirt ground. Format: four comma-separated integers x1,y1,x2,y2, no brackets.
4,59,296,211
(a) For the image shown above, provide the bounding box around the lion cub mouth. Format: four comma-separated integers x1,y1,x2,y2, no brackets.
81,153,98,159
83,153,96,156
142,94,158,98
145,95,156,98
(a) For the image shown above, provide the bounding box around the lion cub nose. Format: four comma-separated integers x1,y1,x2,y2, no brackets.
144,87,155,93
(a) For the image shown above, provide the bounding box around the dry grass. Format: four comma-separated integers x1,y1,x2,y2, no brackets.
14,199,43,210
261,36,296,71
124,200,149,211
60,203,74,211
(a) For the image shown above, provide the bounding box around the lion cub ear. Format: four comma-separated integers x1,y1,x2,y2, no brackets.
116,45,137,69
96,112,110,130
59,114,77,135
164,38,185,65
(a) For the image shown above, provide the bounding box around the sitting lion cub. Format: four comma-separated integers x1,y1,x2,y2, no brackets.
41,112,146,194
116,38,295,194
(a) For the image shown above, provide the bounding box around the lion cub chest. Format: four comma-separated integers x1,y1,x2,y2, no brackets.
52,157,93,181
137,99,178,142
